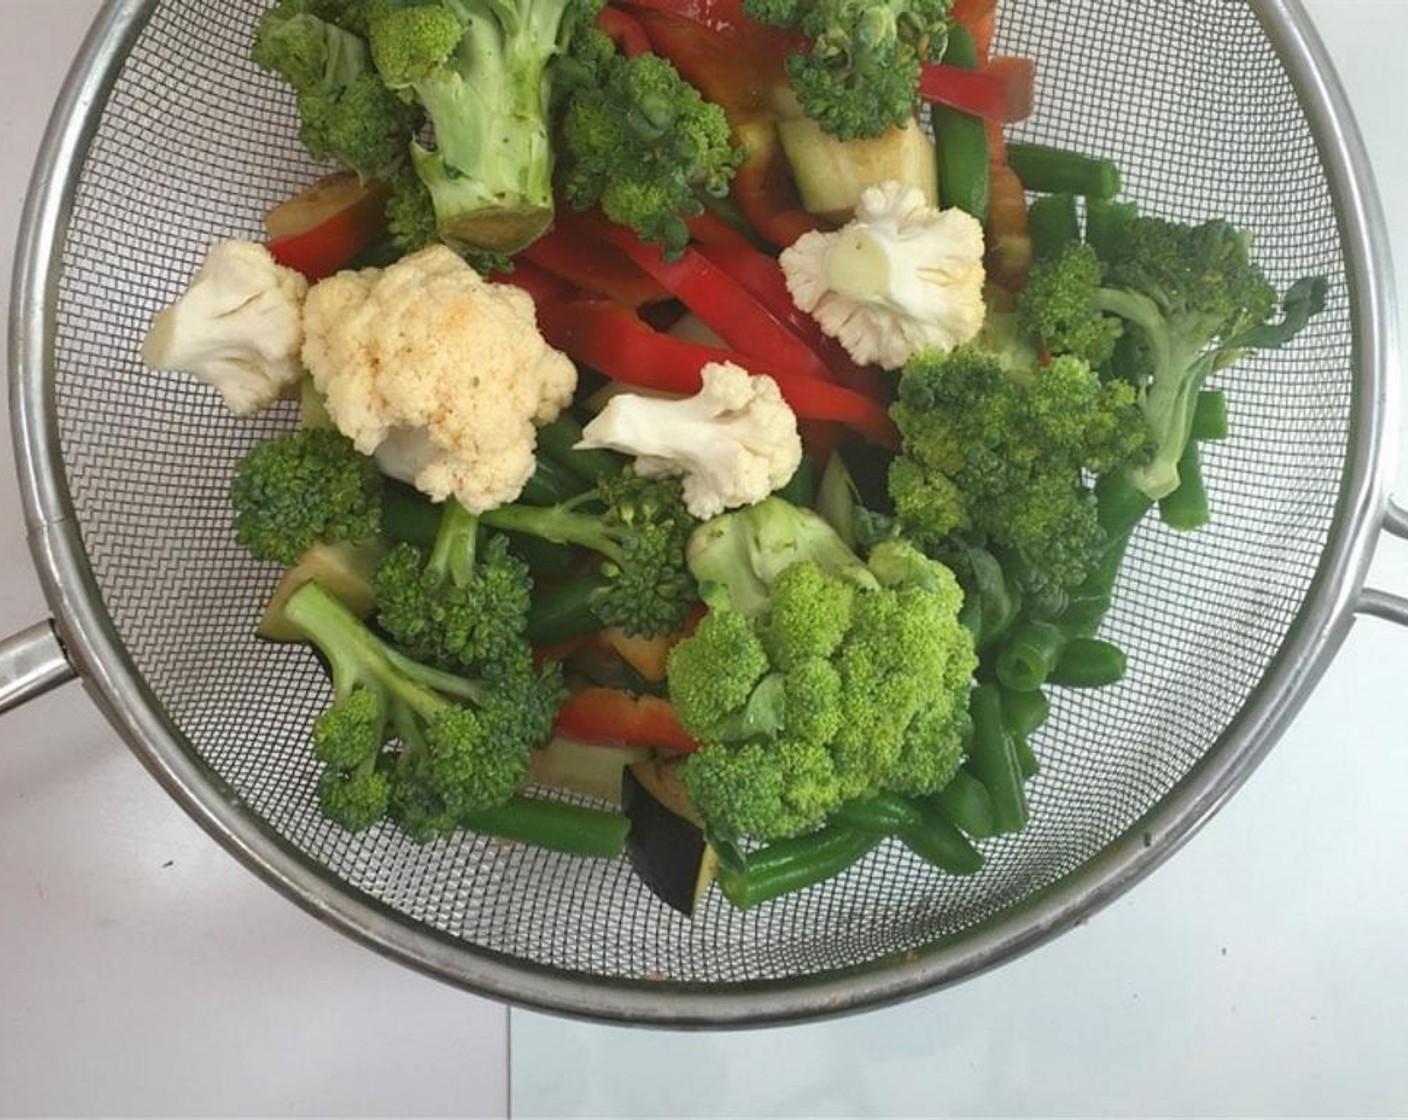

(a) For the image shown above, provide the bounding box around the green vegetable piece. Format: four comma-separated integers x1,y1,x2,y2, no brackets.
1007,142,1123,200
461,796,630,858
230,428,382,566
1190,389,1230,443
743,0,952,141
899,804,984,875
965,685,1028,834
1049,638,1127,688
1001,687,1050,736
1158,438,1211,531
1012,731,1039,780
1027,193,1081,262
1085,198,1138,261
932,23,990,221
995,620,1065,694
715,826,880,910
834,792,925,835
929,766,998,839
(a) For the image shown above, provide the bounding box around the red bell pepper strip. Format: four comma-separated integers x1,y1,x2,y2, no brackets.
553,687,699,754
687,212,887,400
537,299,899,448
918,57,1035,123
495,260,579,306
604,226,836,383
264,174,390,281
953,0,998,62
729,119,826,250
521,210,670,308
595,5,652,56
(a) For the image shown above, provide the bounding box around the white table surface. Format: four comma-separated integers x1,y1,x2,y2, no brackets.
3,3,1406,1118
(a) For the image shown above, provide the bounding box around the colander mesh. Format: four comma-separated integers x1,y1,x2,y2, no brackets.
46,0,1352,985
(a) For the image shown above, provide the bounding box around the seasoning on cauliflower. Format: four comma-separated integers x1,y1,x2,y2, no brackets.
301,244,577,514
576,361,803,520
780,180,987,371
141,240,308,415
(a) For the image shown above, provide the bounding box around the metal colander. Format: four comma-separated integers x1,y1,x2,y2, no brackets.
3,0,1404,1026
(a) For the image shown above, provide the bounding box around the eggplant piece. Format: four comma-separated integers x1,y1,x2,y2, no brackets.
529,738,650,806
622,765,717,916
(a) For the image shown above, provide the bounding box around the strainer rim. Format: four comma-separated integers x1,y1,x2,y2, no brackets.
8,0,1398,1027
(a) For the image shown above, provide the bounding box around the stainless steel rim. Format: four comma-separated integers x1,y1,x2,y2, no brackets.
8,0,1397,1026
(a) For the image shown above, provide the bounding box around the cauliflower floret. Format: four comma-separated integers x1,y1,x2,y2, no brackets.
577,361,803,520
141,240,308,415
781,180,986,371
301,245,577,513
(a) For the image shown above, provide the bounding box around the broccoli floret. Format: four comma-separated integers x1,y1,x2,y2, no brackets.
669,500,975,841
481,469,698,638
559,29,743,257
1085,219,1328,499
384,166,515,275
230,429,383,566
367,0,604,253
373,499,534,681
276,579,561,838
888,345,1150,597
252,0,421,179
743,0,954,141
1016,242,1124,368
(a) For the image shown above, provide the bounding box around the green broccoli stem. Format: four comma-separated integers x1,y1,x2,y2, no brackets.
427,500,479,587
410,26,556,251
480,499,623,566
715,826,881,910
281,581,449,721
460,796,630,858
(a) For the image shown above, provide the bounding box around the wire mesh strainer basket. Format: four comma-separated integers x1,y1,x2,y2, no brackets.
3,0,1404,1026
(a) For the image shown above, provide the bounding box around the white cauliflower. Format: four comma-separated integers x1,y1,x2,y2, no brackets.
141,240,308,415
301,245,577,513
781,180,987,371
577,361,802,520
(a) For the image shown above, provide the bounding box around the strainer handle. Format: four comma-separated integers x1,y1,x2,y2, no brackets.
1358,501,1408,626
0,621,78,715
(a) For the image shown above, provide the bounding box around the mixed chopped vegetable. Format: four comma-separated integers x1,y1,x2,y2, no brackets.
142,0,1327,914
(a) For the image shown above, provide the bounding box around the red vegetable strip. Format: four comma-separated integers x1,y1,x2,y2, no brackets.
553,687,699,754
604,226,837,383
265,176,390,281
919,59,1034,123
595,5,652,56
687,211,888,400
521,211,670,308
537,299,899,448
729,120,827,250
495,260,579,306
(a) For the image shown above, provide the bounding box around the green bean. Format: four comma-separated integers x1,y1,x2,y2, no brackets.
520,455,590,507
525,571,609,646
461,796,630,858
959,546,1023,650
535,415,623,486
1008,142,1123,200
995,620,1065,693
1027,192,1081,261
1012,732,1040,780
933,25,991,222
1001,687,1050,736
1049,637,1126,688
715,827,881,910
777,454,818,509
930,767,998,839
900,804,984,875
1096,470,1155,544
835,793,925,835
1159,440,1210,531
1084,198,1139,260
380,480,442,549
966,685,1028,834
1190,389,1230,442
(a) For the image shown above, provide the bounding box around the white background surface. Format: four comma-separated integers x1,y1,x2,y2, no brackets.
2,3,1405,1119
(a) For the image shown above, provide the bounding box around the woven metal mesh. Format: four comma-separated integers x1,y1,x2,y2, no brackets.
45,0,1352,987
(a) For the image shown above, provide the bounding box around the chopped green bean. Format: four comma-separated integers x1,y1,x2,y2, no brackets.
715,827,880,910
1008,142,1123,200
1159,439,1210,531
900,804,984,875
461,796,630,858
966,685,1028,834
995,620,1065,693
934,26,991,221
835,793,925,835
1028,192,1081,261
1049,637,1126,688
1190,389,1230,442
930,767,998,839
1085,198,1139,260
